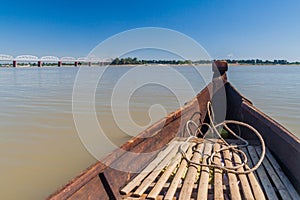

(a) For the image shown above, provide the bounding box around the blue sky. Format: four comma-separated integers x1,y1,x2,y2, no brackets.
0,0,299,61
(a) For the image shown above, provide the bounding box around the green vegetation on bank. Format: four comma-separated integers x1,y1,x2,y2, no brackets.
225,59,300,65
112,58,300,65
111,57,193,65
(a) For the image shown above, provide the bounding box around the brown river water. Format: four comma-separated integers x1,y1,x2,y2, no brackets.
0,65,299,199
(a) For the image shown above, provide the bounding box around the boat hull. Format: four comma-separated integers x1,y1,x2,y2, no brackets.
47,73,300,199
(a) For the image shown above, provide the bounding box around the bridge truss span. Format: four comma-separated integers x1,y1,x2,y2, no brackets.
61,57,76,62
41,56,59,62
0,54,14,61
15,55,39,61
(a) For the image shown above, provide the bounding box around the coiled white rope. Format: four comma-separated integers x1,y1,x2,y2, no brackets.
179,101,265,174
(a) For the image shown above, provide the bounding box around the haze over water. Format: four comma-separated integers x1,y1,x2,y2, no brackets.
0,65,299,199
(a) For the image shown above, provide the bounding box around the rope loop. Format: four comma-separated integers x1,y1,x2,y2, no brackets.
178,101,265,174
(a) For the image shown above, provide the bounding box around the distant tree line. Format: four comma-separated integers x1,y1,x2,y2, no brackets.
224,59,300,65
110,57,300,66
111,57,193,65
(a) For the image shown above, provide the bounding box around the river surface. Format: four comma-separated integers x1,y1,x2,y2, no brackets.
0,65,299,199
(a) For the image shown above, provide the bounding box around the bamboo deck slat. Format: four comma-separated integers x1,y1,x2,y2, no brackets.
178,143,204,200
247,146,278,200
133,142,182,197
213,143,224,200
164,143,195,200
232,150,254,200
264,148,300,200
241,147,265,200
255,146,292,200
147,142,192,199
223,147,241,200
120,141,180,195
121,139,299,200
197,142,213,200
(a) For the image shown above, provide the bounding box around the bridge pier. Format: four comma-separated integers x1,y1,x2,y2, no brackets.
13,60,17,67
88,62,91,67
74,61,78,67
38,61,43,67
58,61,62,67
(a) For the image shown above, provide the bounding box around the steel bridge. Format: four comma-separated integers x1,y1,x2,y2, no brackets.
0,54,113,67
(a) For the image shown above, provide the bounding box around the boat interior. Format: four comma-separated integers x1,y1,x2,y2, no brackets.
48,64,300,200
120,137,298,200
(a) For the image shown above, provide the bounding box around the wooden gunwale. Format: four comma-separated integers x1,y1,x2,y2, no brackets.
240,99,300,192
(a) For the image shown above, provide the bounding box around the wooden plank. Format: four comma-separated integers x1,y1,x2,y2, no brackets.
164,143,195,200
178,143,204,200
120,140,180,195
105,124,190,197
68,176,109,200
241,147,259,181
197,142,213,200
240,101,300,193
213,143,224,200
241,147,265,200
133,141,182,196
255,146,292,200
232,150,255,200
247,146,278,200
105,116,196,198
47,160,108,200
223,147,241,200
265,148,300,200
147,142,193,199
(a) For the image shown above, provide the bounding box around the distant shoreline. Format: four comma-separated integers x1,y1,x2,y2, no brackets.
3,63,300,67
1,57,300,68
1,64,300,68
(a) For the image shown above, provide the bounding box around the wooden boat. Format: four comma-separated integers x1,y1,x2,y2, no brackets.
48,61,300,200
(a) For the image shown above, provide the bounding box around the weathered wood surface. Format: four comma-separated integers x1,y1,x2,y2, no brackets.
197,142,213,200
68,176,109,200
121,141,180,195
223,147,241,200
164,143,195,200
47,73,300,199
48,78,213,200
232,150,254,200
264,148,300,200
239,94,300,193
247,146,278,200
255,146,292,200
226,82,300,193
179,143,204,200
121,139,299,200
133,142,182,196
241,147,265,200
147,142,191,199
213,143,224,200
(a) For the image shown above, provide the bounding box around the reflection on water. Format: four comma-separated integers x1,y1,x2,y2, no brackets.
0,66,299,199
